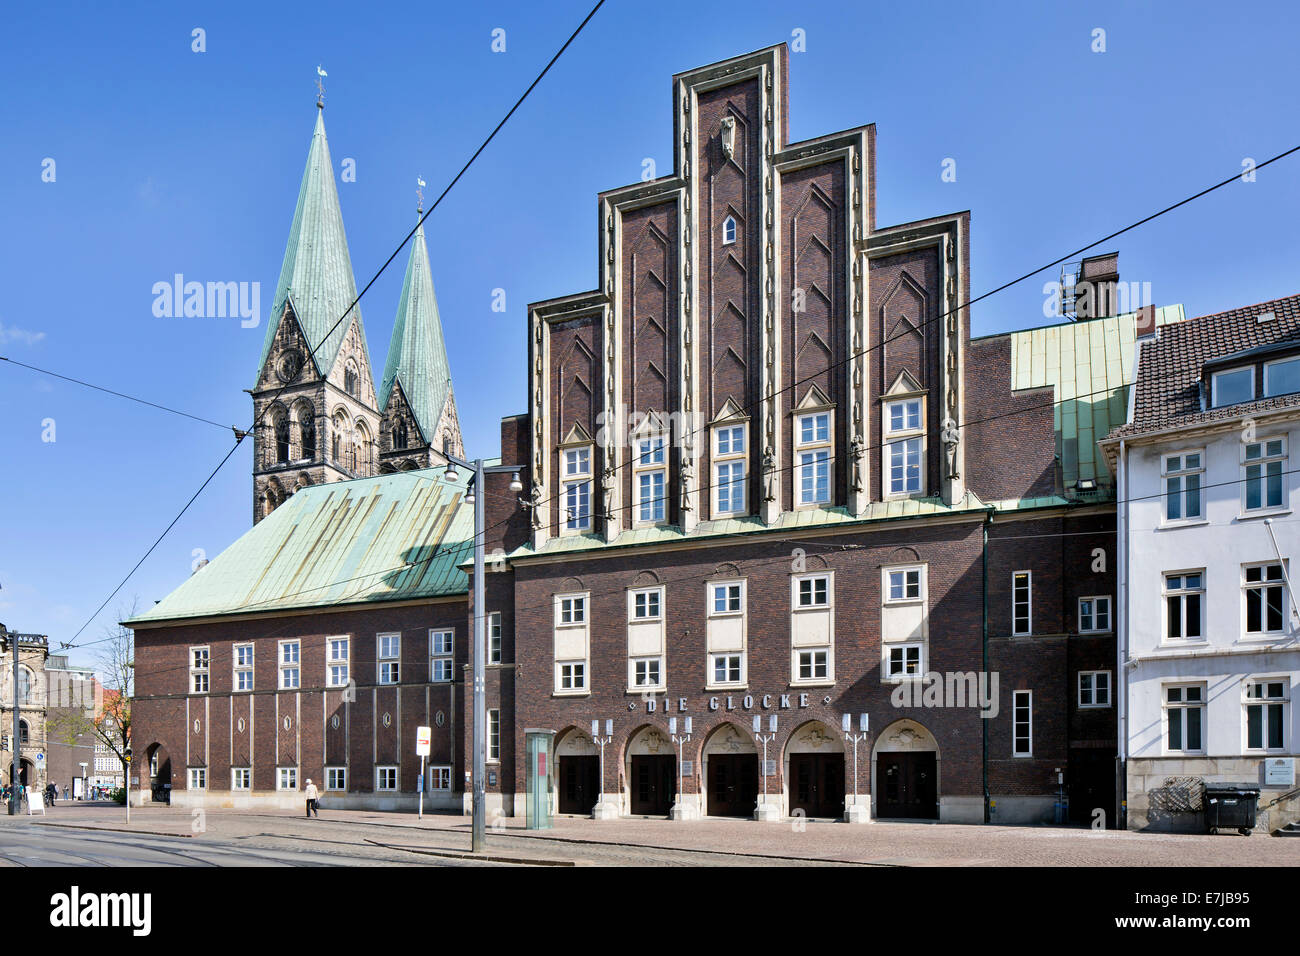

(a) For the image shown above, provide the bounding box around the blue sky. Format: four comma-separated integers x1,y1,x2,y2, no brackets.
2,1,1297,664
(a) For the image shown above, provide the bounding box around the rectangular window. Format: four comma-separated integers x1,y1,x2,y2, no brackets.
1012,572,1032,635
190,646,210,694
1162,452,1203,521
556,661,586,691
1078,596,1112,634
1243,563,1286,636
233,644,254,692
188,768,206,790
1165,572,1205,640
326,637,349,688
488,614,502,664
488,709,500,761
1264,356,1300,398
1212,366,1254,407
1013,690,1033,756
277,767,298,791
376,766,398,791
1078,670,1112,708
430,766,451,791
431,629,454,682
562,446,592,531
796,412,832,505
231,768,251,790
710,582,743,614
714,424,747,515
796,575,830,608
378,632,401,684
887,644,922,678
632,588,662,619
558,595,586,624
886,567,922,602
796,648,829,681
710,653,743,685
1244,680,1288,751
634,434,667,524
884,398,925,497
631,657,663,688
325,767,346,791
1243,438,1285,512
279,640,300,689
1165,684,1205,753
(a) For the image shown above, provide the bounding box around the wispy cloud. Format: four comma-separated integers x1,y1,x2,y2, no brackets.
0,322,46,346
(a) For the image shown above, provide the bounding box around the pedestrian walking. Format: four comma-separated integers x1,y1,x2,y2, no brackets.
304,778,319,818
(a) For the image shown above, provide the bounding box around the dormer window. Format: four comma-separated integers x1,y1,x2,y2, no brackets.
722,216,737,245
1264,356,1300,397
1211,366,1253,407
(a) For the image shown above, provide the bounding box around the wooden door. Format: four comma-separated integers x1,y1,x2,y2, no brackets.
876,752,937,819
557,755,599,815
630,755,676,816
790,753,846,818
707,753,758,817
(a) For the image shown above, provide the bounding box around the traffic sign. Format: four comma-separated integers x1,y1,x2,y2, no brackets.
415,725,431,757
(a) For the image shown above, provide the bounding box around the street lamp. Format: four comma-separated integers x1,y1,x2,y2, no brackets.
842,712,870,823
752,714,777,819
589,719,614,818
668,716,694,820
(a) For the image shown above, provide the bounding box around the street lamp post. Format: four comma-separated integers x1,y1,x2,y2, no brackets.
842,712,870,823
752,714,777,820
589,719,613,818
668,716,693,820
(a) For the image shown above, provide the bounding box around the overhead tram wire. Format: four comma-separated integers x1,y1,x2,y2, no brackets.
61,1,609,648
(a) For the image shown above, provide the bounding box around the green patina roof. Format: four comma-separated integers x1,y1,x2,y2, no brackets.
255,109,369,383
1004,305,1185,487
128,469,472,626
378,218,453,442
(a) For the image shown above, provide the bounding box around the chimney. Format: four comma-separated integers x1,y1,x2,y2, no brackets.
1073,252,1120,319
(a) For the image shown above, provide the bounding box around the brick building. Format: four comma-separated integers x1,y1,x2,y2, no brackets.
1,628,49,792
130,45,1162,826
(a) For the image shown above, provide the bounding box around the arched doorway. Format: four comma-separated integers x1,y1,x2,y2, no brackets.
625,725,676,816
702,723,758,818
145,743,172,804
785,720,845,819
553,728,599,816
15,757,33,789
872,719,939,820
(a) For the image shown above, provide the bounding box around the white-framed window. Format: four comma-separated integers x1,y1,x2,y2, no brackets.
710,581,744,614
795,574,830,608
1243,563,1286,637
710,653,743,685
189,646,210,694
1264,355,1300,398
1162,451,1203,521
378,632,401,684
188,767,206,790
633,433,667,525
795,411,832,505
714,423,747,515
233,643,254,692
1244,679,1289,751
1242,437,1286,512
326,636,349,688
1164,684,1205,754
488,613,502,665
277,767,298,791
1211,366,1254,407
1012,572,1032,636
627,586,666,692
632,587,662,619
430,766,451,791
1012,690,1033,756
231,767,251,790
887,643,923,678
796,648,829,682
883,397,925,497
556,661,586,691
278,640,300,689
791,572,833,685
554,592,590,696
1078,595,1112,634
431,629,454,682
1078,670,1112,708
325,767,346,791
488,709,500,762
1164,571,1205,641
630,656,663,689
706,579,746,687
886,566,923,603
722,215,737,245
558,594,586,624
376,766,398,791
562,445,592,532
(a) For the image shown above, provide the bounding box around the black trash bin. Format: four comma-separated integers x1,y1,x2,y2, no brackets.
1204,783,1260,835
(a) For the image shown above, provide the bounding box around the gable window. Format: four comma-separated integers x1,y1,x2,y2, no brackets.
1211,366,1254,407
488,614,502,665
233,644,254,692
1012,690,1033,757
190,647,210,694
378,633,401,684
722,215,737,245
1012,572,1032,636
883,397,925,497
714,423,747,515
1078,670,1112,708
1164,571,1205,641
562,445,592,532
795,411,832,505
279,640,300,689
326,637,349,688
1242,438,1285,512
1243,563,1286,636
431,629,454,682
1165,684,1205,753
1162,451,1203,521
1244,679,1288,751
1264,356,1300,397
634,433,667,525
1078,596,1112,634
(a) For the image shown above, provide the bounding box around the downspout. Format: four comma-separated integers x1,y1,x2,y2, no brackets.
982,510,991,824
1117,438,1128,830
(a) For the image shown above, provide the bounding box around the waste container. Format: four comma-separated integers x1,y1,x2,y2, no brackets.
1204,783,1260,835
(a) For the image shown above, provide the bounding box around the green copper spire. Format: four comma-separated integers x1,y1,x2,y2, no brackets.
255,109,367,382
379,216,453,445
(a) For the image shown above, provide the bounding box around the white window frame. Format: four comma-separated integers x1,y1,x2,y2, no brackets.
1161,450,1205,523
631,587,663,620
231,767,251,791
189,646,210,694
1241,436,1287,514
1164,683,1206,755
1243,677,1289,752
557,594,587,625
1012,690,1033,757
1211,366,1254,407
1012,571,1032,636
886,643,924,680
488,709,501,762
793,573,831,608
233,643,254,693
1078,670,1112,708
713,422,747,515
1264,355,1300,398
883,396,926,498
795,410,833,507
722,215,737,245
375,766,398,791
556,660,587,692
884,565,926,604
188,767,206,790
325,766,347,791
794,647,830,682
633,432,668,526
429,765,452,792
377,632,401,685
277,767,298,791
326,636,349,688
709,580,745,616
561,444,593,533
554,592,590,696
709,652,744,686
278,640,301,690
1242,562,1288,638
629,656,664,690
1163,570,1206,642
488,613,502,665
1077,595,1112,634
430,628,455,681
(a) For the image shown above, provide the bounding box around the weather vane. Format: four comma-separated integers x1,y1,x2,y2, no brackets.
315,64,328,108
417,176,426,214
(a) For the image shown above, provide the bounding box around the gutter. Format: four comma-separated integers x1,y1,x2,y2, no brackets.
1117,437,1129,830
982,510,991,824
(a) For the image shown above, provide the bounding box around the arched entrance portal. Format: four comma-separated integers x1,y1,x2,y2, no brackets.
145,743,172,804
625,725,676,817
872,720,939,820
785,720,845,819
703,723,758,818
554,728,599,816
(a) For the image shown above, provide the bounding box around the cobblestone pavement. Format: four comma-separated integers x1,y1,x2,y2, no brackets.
4,802,1297,866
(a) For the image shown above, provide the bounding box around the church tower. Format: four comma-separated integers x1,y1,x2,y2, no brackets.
377,211,463,471
251,103,381,523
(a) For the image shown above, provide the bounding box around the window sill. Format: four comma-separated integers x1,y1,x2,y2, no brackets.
1158,640,1210,649
626,686,667,695
791,680,835,689
1077,629,1113,636
1157,517,1209,530
704,684,748,693
552,690,590,698
1236,508,1291,522
1078,703,1112,710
